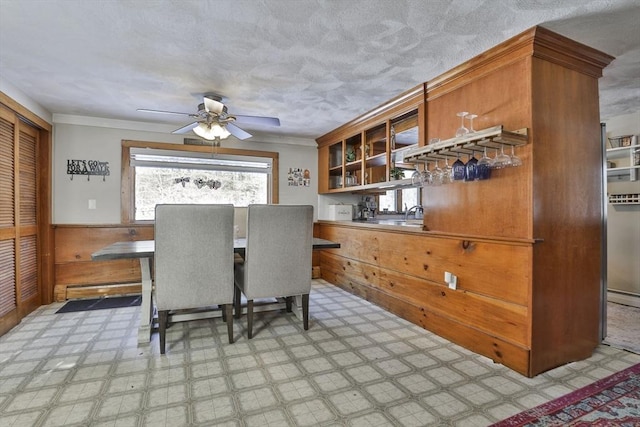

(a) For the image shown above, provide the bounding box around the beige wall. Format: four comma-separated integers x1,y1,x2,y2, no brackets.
52,122,319,224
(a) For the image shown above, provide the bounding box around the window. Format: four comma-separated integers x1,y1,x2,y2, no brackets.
378,188,420,214
121,141,279,223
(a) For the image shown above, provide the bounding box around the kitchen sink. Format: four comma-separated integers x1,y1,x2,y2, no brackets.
369,219,423,227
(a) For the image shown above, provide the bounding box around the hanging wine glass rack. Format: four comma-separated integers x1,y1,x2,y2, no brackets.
403,125,528,163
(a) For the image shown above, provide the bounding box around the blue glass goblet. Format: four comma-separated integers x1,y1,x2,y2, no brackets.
452,153,466,181
465,154,478,181
476,147,492,180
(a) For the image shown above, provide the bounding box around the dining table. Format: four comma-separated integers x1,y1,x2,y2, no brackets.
91,237,340,344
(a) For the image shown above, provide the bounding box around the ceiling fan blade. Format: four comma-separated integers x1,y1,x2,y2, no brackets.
226,123,252,140
137,108,196,117
233,115,281,127
203,97,224,115
172,122,199,134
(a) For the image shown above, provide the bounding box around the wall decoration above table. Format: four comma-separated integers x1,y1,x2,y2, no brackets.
288,168,311,186
67,159,110,181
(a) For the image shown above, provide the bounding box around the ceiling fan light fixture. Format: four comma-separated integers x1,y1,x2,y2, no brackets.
193,122,231,140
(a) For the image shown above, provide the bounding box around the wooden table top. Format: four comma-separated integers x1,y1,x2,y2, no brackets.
92,238,340,261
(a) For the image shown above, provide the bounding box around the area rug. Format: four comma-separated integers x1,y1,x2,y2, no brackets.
605,302,640,354
491,363,640,426
56,295,141,313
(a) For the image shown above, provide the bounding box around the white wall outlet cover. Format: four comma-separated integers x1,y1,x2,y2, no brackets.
88,199,97,209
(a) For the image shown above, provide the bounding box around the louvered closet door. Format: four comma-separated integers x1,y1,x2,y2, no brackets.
0,106,40,336
18,122,39,313
0,107,17,334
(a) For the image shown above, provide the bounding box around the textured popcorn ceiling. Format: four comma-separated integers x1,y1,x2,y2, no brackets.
1,0,639,141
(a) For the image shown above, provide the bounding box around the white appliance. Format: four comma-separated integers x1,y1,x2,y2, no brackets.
327,204,353,221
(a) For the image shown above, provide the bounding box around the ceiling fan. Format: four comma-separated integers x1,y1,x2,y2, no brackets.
137,95,280,141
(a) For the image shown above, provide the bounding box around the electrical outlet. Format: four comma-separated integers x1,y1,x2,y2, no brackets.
448,275,457,290
88,199,96,210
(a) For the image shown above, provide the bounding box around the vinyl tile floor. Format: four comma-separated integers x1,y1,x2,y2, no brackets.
1,279,639,427
604,301,640,354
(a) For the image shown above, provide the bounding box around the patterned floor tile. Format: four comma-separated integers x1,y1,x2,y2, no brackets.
0,279,638,427
328,389,374,416
288,398,337,426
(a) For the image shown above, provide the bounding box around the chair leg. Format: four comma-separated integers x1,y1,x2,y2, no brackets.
159,310,168,354
285,296,292,312
247,300,254,339
225,304,234,344
302,294,309,330
221,304,227,322
234,285,242,319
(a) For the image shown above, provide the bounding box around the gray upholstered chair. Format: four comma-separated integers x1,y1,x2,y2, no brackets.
155,204,235,354
234,204,313,338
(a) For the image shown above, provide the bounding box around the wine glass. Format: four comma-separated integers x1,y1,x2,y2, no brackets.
466,114,478,133
411,165,423,186
421,160,433,186
452,153,466,181
432,159,444,186
442,157,454,184
477,146,492,180
465,153,478,181
509,145,522,167
455,112,469,137
492,145,512,169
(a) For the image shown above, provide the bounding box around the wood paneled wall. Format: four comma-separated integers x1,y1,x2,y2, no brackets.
318,222,534,375
53,225,153,301
425,58,533,239
54,223,323,301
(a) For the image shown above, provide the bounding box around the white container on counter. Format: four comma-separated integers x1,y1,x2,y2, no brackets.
327,204,353,221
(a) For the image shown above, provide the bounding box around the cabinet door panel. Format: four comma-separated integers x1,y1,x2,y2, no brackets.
319,224,531,306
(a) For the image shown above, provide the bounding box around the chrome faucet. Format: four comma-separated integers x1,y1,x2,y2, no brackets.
405,205,424,220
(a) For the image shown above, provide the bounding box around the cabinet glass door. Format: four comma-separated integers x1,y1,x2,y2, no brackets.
345,134,362,187
365,124,387,184
328,141,343,190
391,109,419,171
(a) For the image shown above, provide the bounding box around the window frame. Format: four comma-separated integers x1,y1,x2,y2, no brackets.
121,140,279,224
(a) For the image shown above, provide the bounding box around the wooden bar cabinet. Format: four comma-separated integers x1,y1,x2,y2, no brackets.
316,26,614,377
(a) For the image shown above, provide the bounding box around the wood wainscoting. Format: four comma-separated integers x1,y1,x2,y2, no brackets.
53,225,154,301
317,221,534,376
54,223,323,301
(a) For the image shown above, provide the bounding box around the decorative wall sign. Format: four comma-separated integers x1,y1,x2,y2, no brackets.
288,168,311,187
67,159,110,181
